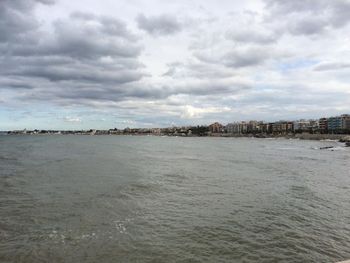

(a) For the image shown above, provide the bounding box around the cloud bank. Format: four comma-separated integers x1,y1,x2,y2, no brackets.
0,0,350,129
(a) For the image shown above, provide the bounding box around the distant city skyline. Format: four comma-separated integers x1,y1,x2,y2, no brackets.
2,113,349,132
1,0,350,130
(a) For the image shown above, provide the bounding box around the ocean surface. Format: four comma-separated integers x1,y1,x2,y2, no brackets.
0,135,350,263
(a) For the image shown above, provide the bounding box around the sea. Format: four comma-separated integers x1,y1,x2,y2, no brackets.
0,135,349,263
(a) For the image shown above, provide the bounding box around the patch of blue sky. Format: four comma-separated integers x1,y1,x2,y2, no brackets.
274,59,319,73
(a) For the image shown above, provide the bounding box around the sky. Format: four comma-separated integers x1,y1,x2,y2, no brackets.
1,0,350,130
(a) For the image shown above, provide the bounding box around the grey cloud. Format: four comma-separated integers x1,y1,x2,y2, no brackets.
0,0,254,113
7,15,142,59
121,79,252,102
162,63,186,78
36,0,55,4
264,0,327,15
5,83,34,89
174,81,251,96
26,83,164,103
195,48,272,68
12,75,252,107
162,62,183,77
163,61,235,79
0,0,147,105
226,29,277,44
264,0,350,37
69,12,137,40
13,66,143,84
330,0,350,27
0,78,34,89
136,14,182,36
0,0,42,43
2,53,145,86
0,0,54,12
314,62,350,71
163,67,177,77
288,16,328,35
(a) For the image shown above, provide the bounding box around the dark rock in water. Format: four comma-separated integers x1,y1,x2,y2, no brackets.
339,136,350,143
345,142,350,147
254,134,267,138
320,146,334,150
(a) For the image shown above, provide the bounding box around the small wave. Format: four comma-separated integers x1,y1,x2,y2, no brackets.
80,232,97,239
163,173,187,181
294,156,318,161
48,230,99,243
0,155,17,161
114,221,127,233
124,182,164,195
329,147,346,151
48,230,70,244
278,147,298,150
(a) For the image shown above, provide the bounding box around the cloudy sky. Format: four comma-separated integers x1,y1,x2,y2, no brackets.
1,0,350,130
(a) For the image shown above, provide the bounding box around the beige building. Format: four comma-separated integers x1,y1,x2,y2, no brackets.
209,122,224,133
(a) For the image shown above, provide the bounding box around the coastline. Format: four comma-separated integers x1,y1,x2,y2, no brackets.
206,133,350,142
2,132,350,143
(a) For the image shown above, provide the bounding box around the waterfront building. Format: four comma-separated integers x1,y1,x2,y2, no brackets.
318,118,328,133
341,114,350,131
234,123,242,134
256,121,264,133
261,123,272,134
226,122,241,134
293,120,309,132
152,128,161,135
247,121,260,133
272,121,294,134
240,122,248,134
294,119,318,133
309,120,319,132
209,122,224,133
328,116,343,132
225,123,235,134
189,125,209,136
272,122,281,133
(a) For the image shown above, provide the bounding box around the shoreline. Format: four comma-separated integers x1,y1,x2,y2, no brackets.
2,132,350,143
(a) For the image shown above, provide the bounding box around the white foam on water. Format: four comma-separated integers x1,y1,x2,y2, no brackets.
114,221,127,233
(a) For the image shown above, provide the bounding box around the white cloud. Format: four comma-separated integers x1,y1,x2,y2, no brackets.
64,116,82,123
181,105,231,119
